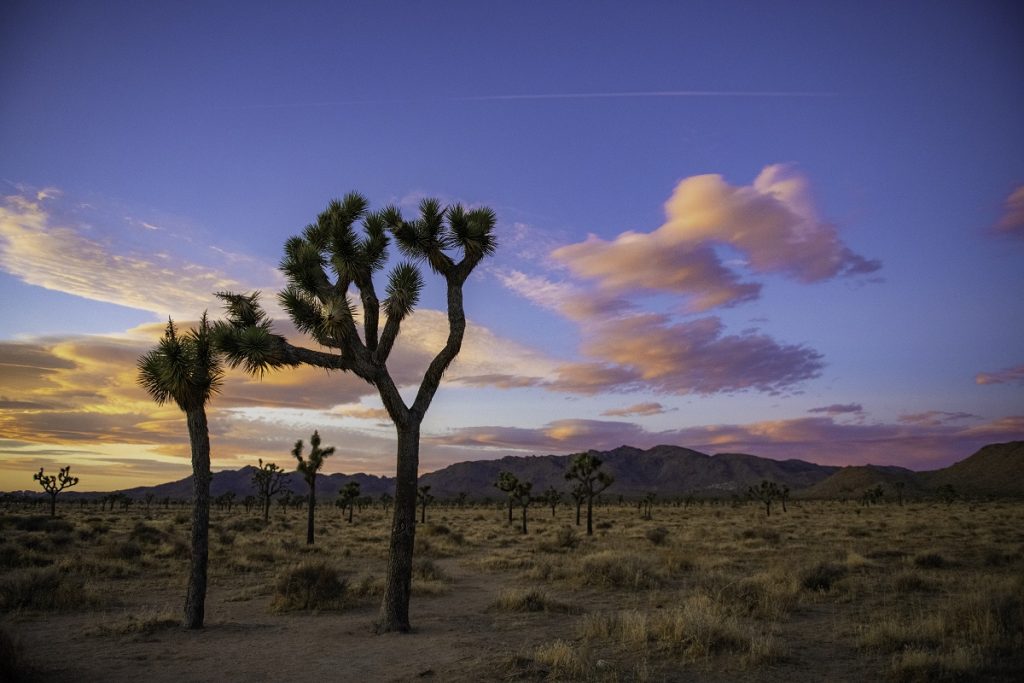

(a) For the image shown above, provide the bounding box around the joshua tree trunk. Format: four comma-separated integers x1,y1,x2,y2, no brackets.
306,478,316,545
586,497,594,536
263,496,271,522
377,422,419,633
48,494,56,517
184,408,211,630
576,501,582,526
521,505,528,534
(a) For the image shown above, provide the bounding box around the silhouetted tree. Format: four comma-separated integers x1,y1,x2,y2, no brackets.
570,483,586,526
640,492,655,520
495,471,520,524
780,485,790,513
214,194,497,632
338,481,361,523
242,495,256,514
747,480,781,516
138,314,223,629
542,487,562,517
33,466,79,517
512,480,534,534
379,492,393,514
565,453,614,536
252,459,287,522
455,491,468,509
861,485,884,507
417,485,434,523
292,430,335,545
895,481,906,506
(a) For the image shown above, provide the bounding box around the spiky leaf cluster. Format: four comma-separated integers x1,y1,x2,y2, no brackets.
33,466,79,495
565,453,614,495
292,430,335,485
138,314,224,411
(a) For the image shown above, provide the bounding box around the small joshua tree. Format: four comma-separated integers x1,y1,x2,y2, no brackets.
639,492,655,520
338,481,361,523
565,453,614,536
894,481,905,506
495,471,520,524
748,480,781,517
542,487,562,517
780,485,790,513
242,495,256,514
861,485,884,507
513,481,535,534
252,459,287,522
417,485,434,524
292,430,335,545
33,466,79,517
379,492,393,514
570,483,586,527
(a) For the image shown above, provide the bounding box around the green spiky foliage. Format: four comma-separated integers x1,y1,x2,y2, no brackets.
137,314,223,630
748,480,782,517
337,481,361,523
565,453,614,536
33,466,79,517
292,430,335,545
495,471,520,524
213,193,497,633
252,459,288,522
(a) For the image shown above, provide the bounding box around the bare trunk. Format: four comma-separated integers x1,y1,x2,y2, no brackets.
586,495,594,536
49,494,56,517
575,501,582,526
262,496,270,522
306,476,316,545
184,408,211,630
521,505,528,534
377,422,419,633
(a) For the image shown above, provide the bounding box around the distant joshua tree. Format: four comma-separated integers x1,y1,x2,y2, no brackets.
455,491,469,509
504,480,534,534
542,487,562,517
748,480,782,517
242,495,256,514
417,485,435,523
379,492,393,514
894,481,906,506
780,485,790,513
292,430,335,545
495,471,520,524
565,453,614,536
337,481,361,523
861,485,884,507
639,492,655,520
937,484,957,506
137,314,223,630
252,459,287,522
33,466,79,517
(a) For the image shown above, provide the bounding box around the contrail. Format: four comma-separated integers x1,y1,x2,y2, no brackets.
225,90,839,110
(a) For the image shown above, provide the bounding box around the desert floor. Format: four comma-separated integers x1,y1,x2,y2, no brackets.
2,498,1023,681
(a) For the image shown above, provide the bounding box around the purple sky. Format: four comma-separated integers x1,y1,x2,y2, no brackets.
1,1,1022,490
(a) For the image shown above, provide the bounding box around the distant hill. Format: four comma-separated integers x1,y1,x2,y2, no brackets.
802,464,924,500
8,441,1022,501
925,441,1024,497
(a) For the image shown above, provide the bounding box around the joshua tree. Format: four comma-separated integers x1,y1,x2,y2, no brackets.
292,430,335,545
338,481,361,523
214,194,496,632
936,483,957,506
137,314,223,630
512,480,534,534
542,487,562,517
570,483,586,526
455,491,469,509
252,459,287,522
894,481,906,506
780,485,790,513
861,485,884,507
242,495,256,514
33,466,79,517
417,485,434,524
639,492,656,520
379,492,393,514
565,453,614,536
748,480,781,516
495,471,520,524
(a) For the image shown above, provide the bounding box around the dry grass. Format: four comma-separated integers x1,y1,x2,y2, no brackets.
1,500,1023,680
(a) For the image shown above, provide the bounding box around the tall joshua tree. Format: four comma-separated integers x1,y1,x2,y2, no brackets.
33,466,79,517
292,430,335,545
138,315,223,630
565,453,614,536
495,471,520,524
213,193,496,632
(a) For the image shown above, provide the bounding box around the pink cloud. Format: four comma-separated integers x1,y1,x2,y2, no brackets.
976,364,1024,386
995,185,1024,238
808,403,863,415
602,402,668,417
551,164,879,310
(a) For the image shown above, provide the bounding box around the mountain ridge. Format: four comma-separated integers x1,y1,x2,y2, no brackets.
8,440,1021,501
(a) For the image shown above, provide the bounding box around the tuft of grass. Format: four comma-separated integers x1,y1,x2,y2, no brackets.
0,567,97,611
913,552,948,569
492,588,574,613
645,526,670,546
532,639,590,680
271,560,347,611
799,562,848,592
577,551,663,591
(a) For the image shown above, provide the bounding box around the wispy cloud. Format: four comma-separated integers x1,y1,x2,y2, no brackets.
602,402,668,417
994,185,1024,238
808,403,864,416
976,364,1024,386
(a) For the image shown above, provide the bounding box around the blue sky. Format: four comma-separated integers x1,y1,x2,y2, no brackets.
1,1,1022,490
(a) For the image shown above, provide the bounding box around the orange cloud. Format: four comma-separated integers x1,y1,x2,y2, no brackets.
976,364,1024,386
551,165,879,310
601,402,667,417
